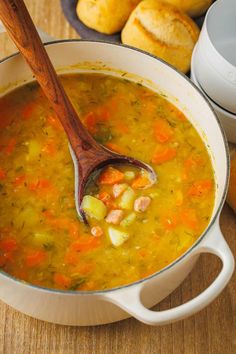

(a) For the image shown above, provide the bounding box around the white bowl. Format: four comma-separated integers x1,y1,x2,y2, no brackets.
193,0,236,114
191,47,236,144
0,40,234,326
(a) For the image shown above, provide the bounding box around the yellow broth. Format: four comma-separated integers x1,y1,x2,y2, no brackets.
0,74,215,291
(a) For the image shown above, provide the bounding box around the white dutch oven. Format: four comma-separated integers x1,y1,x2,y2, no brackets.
0,40,234,326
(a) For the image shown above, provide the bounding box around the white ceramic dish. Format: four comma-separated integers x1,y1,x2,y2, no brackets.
0,40,234,326
193,0,236,114
191,47,236,144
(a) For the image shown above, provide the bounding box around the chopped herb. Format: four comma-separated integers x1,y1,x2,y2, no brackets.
69,277,86,290
43,242,54,250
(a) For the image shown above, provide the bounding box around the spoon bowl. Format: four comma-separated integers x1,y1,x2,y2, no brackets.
69,144,156,222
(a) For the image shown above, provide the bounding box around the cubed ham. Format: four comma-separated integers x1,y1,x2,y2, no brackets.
134,196,151,212
112,183,128,198
105,209,124,225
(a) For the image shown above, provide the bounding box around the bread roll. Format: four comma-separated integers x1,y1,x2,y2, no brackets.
76,0,142,34
121,0,200,73
161,0,212,17
227,147,236,213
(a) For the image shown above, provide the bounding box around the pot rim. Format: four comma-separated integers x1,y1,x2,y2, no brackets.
0,39,230,296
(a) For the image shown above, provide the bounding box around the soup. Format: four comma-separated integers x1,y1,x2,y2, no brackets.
0,74,215,291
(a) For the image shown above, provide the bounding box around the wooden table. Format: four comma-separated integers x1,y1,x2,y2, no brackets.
0,1,235,353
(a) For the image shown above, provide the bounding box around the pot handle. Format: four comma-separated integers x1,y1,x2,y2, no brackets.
104,220,234,325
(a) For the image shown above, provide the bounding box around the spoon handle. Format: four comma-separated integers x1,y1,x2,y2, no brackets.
0,0,97,153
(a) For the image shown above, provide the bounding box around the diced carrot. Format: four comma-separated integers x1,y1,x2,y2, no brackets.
0,255,6,267
0,238,17,252
42,140,56,156
98,167,124,185
84,111,97,134
98,191,111,204
0,168,6,180
42,209,54,219
97,191,116,208
25,250,46,267
28,179,53,192
70,237,101,253
4,138,17,155
13,174,26,187
64,250,79,266
188,179,213,197
53,273,72,288
22,102,36,120
47,115,63,131
97,108,110,121
153,119,173,143
162,212,179,230
152,146,177,165
132,175,151,189
180,208,199,231
105,142,123,154
116,122,129,134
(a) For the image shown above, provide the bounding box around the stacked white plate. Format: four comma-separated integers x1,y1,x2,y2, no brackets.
190,0,236,143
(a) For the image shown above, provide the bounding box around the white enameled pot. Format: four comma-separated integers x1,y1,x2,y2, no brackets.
0,40,234,326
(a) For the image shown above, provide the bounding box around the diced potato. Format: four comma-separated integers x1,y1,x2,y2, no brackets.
124,171,135,181
26,140,41,160
120,212,136,227
14,206,40,228
108,227,129,247
33,232,54,249
82,195,107,221
119,187,135,210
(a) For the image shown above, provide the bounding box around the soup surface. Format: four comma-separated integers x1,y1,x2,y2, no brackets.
0,74,215,291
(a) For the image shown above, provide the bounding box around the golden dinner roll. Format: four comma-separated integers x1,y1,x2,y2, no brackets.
76,0,142,34
121,0,200,73
227,147,236,213
161,0,212,17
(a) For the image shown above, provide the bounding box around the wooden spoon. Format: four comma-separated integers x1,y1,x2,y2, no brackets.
0,0,156,222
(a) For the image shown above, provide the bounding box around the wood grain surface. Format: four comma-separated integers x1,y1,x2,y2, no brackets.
0,1,235,353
